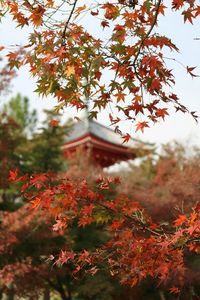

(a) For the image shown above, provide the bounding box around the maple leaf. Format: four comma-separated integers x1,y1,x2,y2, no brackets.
132,101,144,115
7,52,18,61
109,113,121,125
30,197,41,209
65,65,75,77
94,71,102,80
174,214,187,227
155,108,169,120
194,6,200,17
29,5,45,27
191,111,198,122
158,4,167,15
172,0,184,9
189,212,197,224
8,169,18,181
19,181,28,192
187,225,198,235
131,277,138,287
110,220,124,230
89,111,98,119
149,78,161,93
78,216,93,227
101,20,109,28
88,266,98,276
169,287,180,294
186,66,198,77
103,3,119,20
57,250,76,266
49,119,59,127
122,133,131,144
91,10,99,16
182,10,194,24
81,204,94,216
52,218,67,231
135,122,149,133
74,5,86,19
114,91,126,102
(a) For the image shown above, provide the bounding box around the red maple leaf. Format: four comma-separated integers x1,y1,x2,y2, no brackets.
155,108,169,120
135,121,149,133
186,66,198,77
172,0,184,9
122,133,131,144
101,20,109,28
8,169,18,181
182,10,194,24
169,287,180,294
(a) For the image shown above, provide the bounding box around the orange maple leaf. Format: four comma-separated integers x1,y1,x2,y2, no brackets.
29,5,45,26
135,121,149,133
49,119,59,127
30,197,41,209
174,214,187,227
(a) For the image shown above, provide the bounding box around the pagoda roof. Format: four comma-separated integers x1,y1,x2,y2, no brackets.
62,118,153,167
65,118,148,147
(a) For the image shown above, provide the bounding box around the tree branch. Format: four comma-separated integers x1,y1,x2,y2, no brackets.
132,0,162,66
62,0,78,46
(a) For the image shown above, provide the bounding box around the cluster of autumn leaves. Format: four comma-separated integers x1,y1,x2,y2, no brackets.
2,0,199,141
8,158,200,294
0,143,198,298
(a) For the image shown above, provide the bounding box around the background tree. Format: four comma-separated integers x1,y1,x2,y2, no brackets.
0,112,24,207
3,93,37,136
0,157,127,300
11,144,200,299
20,109,69,174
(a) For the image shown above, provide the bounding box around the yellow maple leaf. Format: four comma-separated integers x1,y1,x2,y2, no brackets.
65,65,75,77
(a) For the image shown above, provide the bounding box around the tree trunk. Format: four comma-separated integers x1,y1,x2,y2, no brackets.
59,290,70,300
159,290,166,300
43,288,50,300
3,289,14,300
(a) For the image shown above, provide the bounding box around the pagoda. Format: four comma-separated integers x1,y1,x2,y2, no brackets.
62,117,152,168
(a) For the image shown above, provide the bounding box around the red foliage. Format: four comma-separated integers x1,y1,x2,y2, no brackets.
7,161,200,294
1,0,199,129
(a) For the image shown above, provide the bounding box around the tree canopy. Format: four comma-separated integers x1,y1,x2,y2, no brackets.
1,0,199,139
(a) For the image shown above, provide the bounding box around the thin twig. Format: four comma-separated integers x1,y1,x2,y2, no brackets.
62,0,78,46
132,0,162,66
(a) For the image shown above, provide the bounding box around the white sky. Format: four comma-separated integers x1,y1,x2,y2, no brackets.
0,5,200,148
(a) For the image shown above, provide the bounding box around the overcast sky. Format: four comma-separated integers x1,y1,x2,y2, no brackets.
0,4,200,148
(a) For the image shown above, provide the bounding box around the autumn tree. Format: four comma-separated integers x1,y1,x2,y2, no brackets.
116,143,200,298
0,159,127,300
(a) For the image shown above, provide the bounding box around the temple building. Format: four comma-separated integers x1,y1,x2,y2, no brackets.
62,117,152,168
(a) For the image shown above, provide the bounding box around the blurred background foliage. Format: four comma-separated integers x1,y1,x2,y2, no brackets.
0,94,200,299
